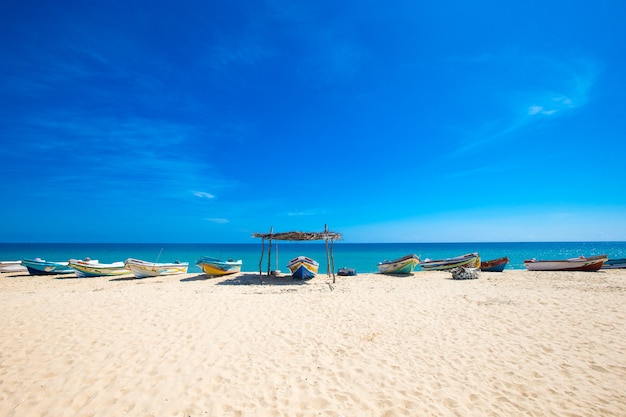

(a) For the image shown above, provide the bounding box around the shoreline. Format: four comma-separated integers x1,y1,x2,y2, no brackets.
1,269,625,416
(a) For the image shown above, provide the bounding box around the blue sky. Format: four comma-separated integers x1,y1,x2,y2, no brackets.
1,1,625,243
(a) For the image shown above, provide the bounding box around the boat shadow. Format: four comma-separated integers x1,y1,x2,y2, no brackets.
379,273,414,277
109,275,145,282
180,274,212,282
216,273,309,286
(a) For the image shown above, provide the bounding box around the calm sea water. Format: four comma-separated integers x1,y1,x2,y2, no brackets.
1,242,625,273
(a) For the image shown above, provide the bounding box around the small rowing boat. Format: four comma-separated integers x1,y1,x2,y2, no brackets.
377,254,420,274
124,258,189,278
480,256,509,272
0,261,27,273
420,253,480,271
523,255,607,272
21,258,76,275
68,259,129,277
196,256,242,277
287,256,319,280
601,258,626,269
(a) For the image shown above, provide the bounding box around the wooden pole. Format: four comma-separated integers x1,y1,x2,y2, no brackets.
324,224,331,278
267,226,273,276
330,238,336,283
258,238,265,283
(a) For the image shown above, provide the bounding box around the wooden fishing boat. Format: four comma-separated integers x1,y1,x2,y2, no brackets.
601,258,626,269
0,261,27,273
377,254,420,274
124,258,189,278
523,254,608,271
420,253,480,271
21,258,76,275
337,267,357,276
480,256,509,272
287,256,319,280
68,259,129,277
196,256,242,277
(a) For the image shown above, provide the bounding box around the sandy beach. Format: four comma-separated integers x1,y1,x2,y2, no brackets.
1,269,625,416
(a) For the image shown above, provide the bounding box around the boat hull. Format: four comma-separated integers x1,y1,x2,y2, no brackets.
124,258,189,278
0,261,27,273
287,256,319,280
377,254,420,274
21,259,74,275
196,257,242,277
601,258,626,269
480,257,509,272
68,260,129,277
524,255,607,272
421,253,480,271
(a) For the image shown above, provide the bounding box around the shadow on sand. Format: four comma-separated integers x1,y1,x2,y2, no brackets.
215,273,309,286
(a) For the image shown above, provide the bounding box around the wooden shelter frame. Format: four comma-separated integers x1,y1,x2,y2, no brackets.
252,225,342,283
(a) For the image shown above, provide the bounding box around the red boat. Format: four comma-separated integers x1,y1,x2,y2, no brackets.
480,256,509,272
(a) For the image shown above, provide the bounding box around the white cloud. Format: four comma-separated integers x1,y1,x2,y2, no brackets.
287,210,318,216
193,191,215,199
205,217,229,224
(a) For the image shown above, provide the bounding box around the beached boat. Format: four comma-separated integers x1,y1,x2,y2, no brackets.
196,256,242,277
480,256,509,272
523,255,608,272
377,254,420,274
337,267,357,276
21,258,76,275
420,253,480,271
601,258,626,269
0,261,27,273
287,256,319,280
68,259,130,277
124,258,189,278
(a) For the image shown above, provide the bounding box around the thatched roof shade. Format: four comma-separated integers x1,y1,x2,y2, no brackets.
252,230,342,241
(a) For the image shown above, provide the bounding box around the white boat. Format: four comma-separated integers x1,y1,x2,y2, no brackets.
196,257,242,277
124,258,189,278
420,253,481,271
68,259,130,277
0,261,27,273
524,255,607,271
377,254,420,274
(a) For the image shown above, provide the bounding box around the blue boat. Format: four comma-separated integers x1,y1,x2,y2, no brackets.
601,258,626,269
480,256,509,272
21,258,74,275
287,256,319,280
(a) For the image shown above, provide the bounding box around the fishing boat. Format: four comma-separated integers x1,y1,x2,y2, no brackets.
21,258,77,275
68,259,130,277
124,258,189,278
337,267,357,276
480,256,509,272
601,258,626,269
196,256,242,277
0,261,27,273
287,256,319,280
523,254,608,271
377,254,420,274
420,253,480,271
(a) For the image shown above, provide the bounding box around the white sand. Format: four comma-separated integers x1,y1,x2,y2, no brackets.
1,269,625,416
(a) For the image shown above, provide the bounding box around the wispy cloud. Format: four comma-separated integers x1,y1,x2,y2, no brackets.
286,208,328,217
193,191,215,199
287,211,316,216
205,217,229,224
450,54,600,156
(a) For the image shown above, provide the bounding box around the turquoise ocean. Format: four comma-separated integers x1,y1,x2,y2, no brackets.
1,242,625,274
